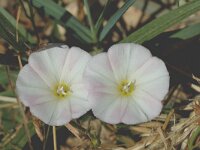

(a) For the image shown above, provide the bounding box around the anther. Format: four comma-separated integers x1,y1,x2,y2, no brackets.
57,86,67,96
123,81,132,93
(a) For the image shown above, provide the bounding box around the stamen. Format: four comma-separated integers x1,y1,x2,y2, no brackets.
54,82,71,99
122,81,132,93
57,86,67,96
118,80,134,96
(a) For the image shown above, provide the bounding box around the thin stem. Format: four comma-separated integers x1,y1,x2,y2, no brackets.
53,126,57,150
17,54,23,69
83,0,97,43
19,0,40,46
43,125,50,150
72,120,100,147
16,6,21,43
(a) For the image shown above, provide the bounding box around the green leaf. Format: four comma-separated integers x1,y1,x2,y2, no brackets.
0,90,15,97
3,123,35,150
84,0,97,43
95,0,112,33
121,0,200,44
171,23,200,40
176,0,189,7
32,0,93,43
0,65,18,87
0,8,35,51
99,0,136,41
187,126,200,150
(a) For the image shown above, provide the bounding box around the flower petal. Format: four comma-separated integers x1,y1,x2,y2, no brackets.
48,100,72,126
133,57,169,84
16,65,49,89
132,90,163,121
30,99,58,125
139,76,170,100
90,91,127,124
69,83,90,118
60,47,91,83
30,99,72,126
16,65,53,106
29,49,61,86
69,95,90,119
45,45,69,79
90,92,115,116
107,43,152,81
16,85,53,106
84,53,117,95
121,96,148,124
101,97,128,124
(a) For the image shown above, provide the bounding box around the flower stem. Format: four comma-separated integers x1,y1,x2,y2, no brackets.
53,126,57,150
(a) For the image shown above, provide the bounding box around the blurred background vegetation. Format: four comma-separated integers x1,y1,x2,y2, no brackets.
1,0,200,149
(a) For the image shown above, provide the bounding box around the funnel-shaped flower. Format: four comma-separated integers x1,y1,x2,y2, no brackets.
84,43,169,124
16,45,91,126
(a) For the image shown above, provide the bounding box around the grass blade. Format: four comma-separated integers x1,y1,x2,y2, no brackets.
171,23,200,40
121,0,200,44
99,0,137,41
188,126,200,150
0,8,35,51
95,0,112,33
32,0,92,43
84,0,97,43
3,123,35,150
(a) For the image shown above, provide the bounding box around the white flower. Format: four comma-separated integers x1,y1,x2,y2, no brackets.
84,43,170,124
16,44,91,126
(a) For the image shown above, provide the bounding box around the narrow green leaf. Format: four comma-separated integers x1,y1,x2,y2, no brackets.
3,123,35,150
99,0,136,41
188,126,200,150
0,8,35,51
0,90,15,97
95,0,112,32
32,0,93,43
121,0,200,44
176,0,189,7
0,65,18,87
84,0,97,43
171,23,200,40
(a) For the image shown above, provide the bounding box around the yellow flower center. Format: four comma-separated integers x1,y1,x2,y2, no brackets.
118,80,134,96
54,82,72,99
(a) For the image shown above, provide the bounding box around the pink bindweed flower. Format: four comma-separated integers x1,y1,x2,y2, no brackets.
84,43,170,124
16,44,91,126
